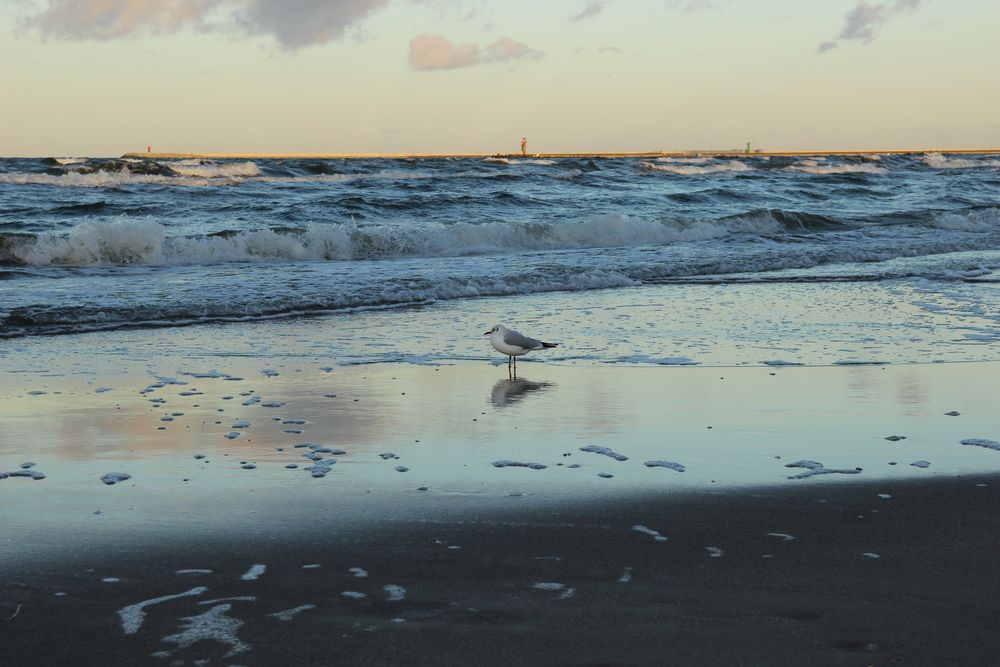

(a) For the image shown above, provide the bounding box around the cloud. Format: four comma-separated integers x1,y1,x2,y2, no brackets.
664,0,729,12
20,0,389,50
819,0,924,53
570,1,606,22
24,0,224,40
239,0,389,50
408,32,543,71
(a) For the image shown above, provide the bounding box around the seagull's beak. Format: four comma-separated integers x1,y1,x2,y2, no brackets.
483,331,491,335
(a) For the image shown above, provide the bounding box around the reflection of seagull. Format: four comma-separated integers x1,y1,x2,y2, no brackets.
490,377,553,407
484,324,558,372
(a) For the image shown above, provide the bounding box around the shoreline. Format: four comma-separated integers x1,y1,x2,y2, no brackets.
116,147,1000,160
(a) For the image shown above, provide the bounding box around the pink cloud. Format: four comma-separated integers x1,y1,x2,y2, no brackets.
22,0,389,50
408,32,544,71
25,0,225,40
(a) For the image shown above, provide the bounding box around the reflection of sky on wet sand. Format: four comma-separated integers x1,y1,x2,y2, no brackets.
4,354,1000,567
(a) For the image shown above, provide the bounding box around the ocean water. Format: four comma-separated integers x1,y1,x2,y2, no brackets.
1,152,999,364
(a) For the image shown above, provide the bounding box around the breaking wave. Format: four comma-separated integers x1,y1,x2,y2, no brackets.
923,152,1000,169
929,207,1000,232
0,166,426,188
639,160,752,175
0,210,859,267
785,160,888,175
166,160,261,178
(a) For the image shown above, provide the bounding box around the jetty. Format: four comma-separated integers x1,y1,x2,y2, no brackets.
121,148,1000,160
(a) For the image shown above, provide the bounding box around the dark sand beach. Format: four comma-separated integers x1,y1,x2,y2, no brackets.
3,472,1000,665
3,352,1000,665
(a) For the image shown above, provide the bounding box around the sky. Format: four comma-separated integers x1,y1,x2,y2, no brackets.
2,0,999,156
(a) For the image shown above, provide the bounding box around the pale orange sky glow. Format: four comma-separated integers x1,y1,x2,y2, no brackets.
2,0,998,156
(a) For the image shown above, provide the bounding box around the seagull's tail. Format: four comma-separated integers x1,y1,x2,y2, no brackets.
540,342,558,349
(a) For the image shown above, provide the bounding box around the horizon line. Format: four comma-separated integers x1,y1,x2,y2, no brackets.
103,148,1000,160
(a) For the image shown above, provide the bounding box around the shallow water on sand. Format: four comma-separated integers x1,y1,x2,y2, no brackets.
3,354,999,568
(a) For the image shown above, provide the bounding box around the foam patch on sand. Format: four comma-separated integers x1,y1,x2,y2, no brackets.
632,525,667,542
306,459,337,477
580,445,628,461
384,585,406,601
767,533,795,541
158,603,249,658
100,472,131,485
1,469,47,480
240,564,266,581
961,438,1000,451
644,460,686,472
268,604,316,621
492,460,548,470
117,586,207,635
199,596,256,605
784,460,862,479
533,582,565,591
297,443,346,453
349,567,368,578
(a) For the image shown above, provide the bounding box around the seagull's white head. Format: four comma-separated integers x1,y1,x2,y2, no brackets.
484,324,505,335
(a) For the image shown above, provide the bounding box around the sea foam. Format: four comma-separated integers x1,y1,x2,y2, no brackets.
785,161,888,175
640,160,751,175
923,153,1000,169
3,212,811,267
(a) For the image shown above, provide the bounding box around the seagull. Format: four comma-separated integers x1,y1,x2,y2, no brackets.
485,324,558,372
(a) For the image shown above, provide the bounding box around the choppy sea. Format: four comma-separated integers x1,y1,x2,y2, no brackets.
1,152,998,365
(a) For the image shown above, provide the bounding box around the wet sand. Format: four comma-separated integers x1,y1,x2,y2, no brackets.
3,475,1000,665
3,358,1000,664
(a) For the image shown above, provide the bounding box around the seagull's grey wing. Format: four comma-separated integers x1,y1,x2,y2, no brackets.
503,329,544,350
